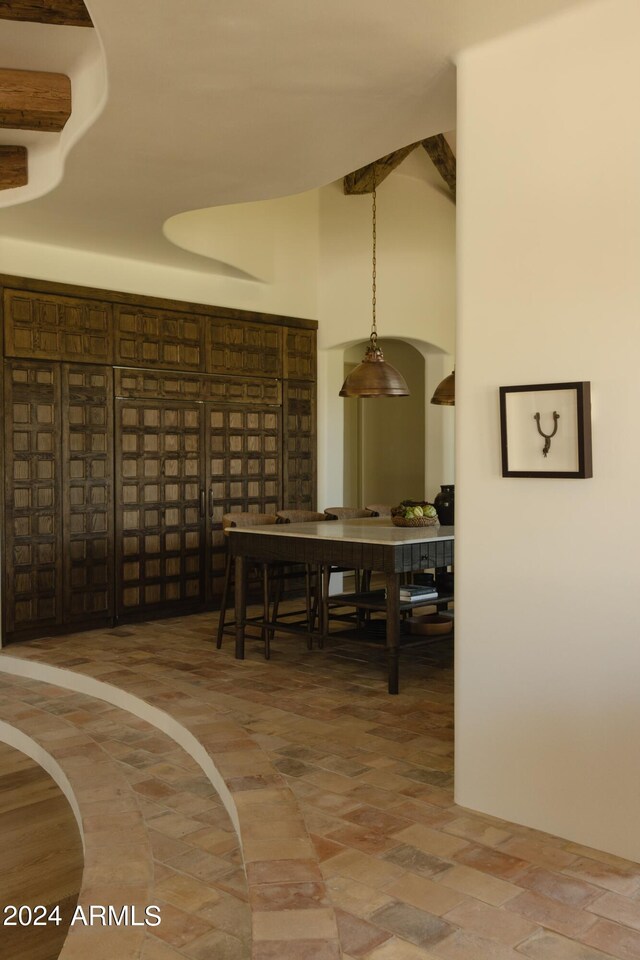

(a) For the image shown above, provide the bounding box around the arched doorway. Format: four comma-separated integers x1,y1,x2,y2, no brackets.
343,339,426,507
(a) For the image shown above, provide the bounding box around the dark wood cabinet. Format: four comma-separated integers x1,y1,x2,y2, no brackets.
115,398,205,618
4,360,63,634
1,275,316,641
62,364,114,625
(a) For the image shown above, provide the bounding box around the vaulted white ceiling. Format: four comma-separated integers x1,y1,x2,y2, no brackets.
0,0,593,271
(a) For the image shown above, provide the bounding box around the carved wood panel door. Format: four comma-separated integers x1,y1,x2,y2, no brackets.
115,399,206,618
205,403,281,601
3,361,63,634
62,364,114,626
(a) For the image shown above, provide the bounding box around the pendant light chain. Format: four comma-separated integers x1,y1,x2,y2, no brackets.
338,175,409,397
371,187,377,345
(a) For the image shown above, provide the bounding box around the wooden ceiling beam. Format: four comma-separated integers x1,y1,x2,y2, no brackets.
0,68,71,132
343,134,457,199
343,142,420,194
422,134,456,197
0,146,28,189
0,1,93,27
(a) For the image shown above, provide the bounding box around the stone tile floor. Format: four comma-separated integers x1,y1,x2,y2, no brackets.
1,611,640,959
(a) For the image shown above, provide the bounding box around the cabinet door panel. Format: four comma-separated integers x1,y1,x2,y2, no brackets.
62,364,114,624
4,361,63,634
115,400,205,617
205,404,281,600
283,380,316,510
285,329,316,381
206,318,282,378
4,289,112,363
114,305,204,372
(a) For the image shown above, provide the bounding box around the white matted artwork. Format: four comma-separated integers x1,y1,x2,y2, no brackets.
499,381,592,478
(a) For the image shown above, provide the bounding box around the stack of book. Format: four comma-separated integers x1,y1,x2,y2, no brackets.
399,583,439,603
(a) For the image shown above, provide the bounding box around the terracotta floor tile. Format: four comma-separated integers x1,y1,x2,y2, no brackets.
507,890,598,939
252,906,338,940
517,929,621,959
153,871,223,913
497,837,578,872
436,865,522,907
587,890,640,930
326,822,400,855
364,934,443,959
392,823,469,859
196,892,252,942
321,848,405,887
370,900,454,949
453,843,529,881
326,874,395,918
141,936,189,959
246,858,323,885
150,900,213,948
582,918,640,960
384,873,467,916
180,928,246,960
242,837,315,862
249,881,330,911
443,897,539,946
442,816,512,849
311,833,347,861
343,805,413,835
392,799,457,829
251,939,341,960
430,930,525,960
382,844,451,880
335,907,393,956
563,858,640,897
517,866,603,908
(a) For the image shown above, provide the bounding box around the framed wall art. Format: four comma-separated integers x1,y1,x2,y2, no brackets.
499,381,592,478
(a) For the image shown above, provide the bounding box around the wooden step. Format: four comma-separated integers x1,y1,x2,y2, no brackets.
0,1,92,27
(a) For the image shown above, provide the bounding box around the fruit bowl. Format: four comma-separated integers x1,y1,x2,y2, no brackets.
391,499,439,527
392,515,439,527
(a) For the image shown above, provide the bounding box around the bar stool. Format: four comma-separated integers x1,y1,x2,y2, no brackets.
270,510,327,647
216,512,277,651
365,503,392,517
323,507,374,593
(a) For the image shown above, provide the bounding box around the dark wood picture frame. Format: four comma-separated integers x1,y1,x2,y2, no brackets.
499,381,592,478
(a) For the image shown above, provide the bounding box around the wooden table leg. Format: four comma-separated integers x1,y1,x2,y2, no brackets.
234,554,247,659
385,571,400,695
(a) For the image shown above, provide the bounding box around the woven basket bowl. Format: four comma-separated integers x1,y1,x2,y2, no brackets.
408,613,453,636
392,515,439,527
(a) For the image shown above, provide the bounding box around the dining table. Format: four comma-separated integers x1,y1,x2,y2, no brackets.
228,516,454,694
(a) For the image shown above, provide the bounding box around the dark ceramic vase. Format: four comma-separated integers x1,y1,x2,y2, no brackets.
434,484,454,525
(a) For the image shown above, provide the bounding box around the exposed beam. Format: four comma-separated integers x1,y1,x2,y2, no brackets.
343,143,420,194
0,68,71,132
0,1,92,27
422,134,456,197
0,146,28,189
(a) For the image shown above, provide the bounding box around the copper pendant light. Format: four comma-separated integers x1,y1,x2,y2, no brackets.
430,370,455,405
340,187,410,399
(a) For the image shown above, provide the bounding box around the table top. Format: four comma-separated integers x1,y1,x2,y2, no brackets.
229,516,454,547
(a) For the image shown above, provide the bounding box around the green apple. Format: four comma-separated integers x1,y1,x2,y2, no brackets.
424,504,437,518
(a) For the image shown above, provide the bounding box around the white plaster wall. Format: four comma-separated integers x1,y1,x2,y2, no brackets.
456,0,640,860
